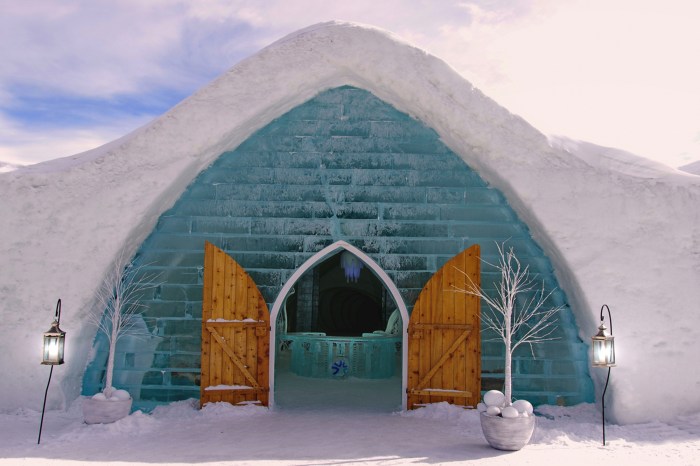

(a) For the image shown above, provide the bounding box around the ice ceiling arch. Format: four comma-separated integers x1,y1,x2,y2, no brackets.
82,86,593,411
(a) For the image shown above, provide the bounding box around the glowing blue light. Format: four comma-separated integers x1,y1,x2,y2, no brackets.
340,251,363,283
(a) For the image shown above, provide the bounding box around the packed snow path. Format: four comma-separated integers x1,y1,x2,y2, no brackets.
2,399,699,465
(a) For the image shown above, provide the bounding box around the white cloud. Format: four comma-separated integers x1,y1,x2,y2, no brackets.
0,110,151,165
1,0,698,167
425,0,700,166
0,0,231,98
0,130,107,166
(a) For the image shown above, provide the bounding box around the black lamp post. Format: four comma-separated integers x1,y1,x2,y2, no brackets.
591,304,615,446
38,299,65,444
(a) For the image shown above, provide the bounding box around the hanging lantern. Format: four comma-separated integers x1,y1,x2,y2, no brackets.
39,299,65,444
42,299,65,365
591,304,615,447
591,322,615,367
340,251,363,283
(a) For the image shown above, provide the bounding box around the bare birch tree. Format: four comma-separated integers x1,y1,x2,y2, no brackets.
454,242,563,405
90,250,159,399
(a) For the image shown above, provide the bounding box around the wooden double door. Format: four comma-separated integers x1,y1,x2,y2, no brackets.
200,241,480,409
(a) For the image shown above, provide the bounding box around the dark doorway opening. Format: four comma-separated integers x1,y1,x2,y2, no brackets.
284,252,394,336
274,251,402,411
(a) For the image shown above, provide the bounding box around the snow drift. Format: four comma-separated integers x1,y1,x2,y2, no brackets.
1,21,699,424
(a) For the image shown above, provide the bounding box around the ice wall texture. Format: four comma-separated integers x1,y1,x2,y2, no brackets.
82,87,593,410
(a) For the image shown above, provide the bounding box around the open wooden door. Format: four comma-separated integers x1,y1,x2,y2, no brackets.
200,241,270,407
407,244,480,409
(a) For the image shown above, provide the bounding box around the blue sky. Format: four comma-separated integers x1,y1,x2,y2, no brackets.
2,0,699,168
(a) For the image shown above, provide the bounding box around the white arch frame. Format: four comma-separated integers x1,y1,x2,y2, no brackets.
268,240,409,410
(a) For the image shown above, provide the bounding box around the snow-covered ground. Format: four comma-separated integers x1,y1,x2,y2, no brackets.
5,373,700,466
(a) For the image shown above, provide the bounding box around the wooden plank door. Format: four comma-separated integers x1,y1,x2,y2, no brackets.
407,244,481,409
200,241,270,407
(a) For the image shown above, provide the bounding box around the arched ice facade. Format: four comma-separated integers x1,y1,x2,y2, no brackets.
82,86,593,411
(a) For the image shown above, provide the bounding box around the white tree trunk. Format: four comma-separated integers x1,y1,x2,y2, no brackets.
104,337,116,398
504,326,512,406
104,305,121,398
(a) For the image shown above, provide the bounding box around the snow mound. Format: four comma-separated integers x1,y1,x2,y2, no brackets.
679,160,700,175
0,21,699,426
0,161,21,173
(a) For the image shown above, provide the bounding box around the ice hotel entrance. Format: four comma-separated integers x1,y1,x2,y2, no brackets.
81,86,593,412
199,240,482,411
270,241,407,411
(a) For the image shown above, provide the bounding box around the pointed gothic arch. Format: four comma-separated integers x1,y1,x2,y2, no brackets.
268,240,410,409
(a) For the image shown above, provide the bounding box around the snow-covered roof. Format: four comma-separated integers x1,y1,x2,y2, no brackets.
680,160,700,175
1,21,699,424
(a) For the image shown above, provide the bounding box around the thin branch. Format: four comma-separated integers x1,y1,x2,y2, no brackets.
89,248,161,397
452,241,562,404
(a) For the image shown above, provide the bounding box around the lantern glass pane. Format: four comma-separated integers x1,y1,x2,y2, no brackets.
42,334,65,365
592,336,615,367
606,339,615,365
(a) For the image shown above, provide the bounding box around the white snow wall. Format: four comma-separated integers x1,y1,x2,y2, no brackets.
0,22,699,424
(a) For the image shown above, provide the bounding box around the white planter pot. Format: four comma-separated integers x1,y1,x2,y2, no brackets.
480,411,536,451
82,397,133,424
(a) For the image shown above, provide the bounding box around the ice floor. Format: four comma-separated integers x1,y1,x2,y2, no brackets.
273,350,403,412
